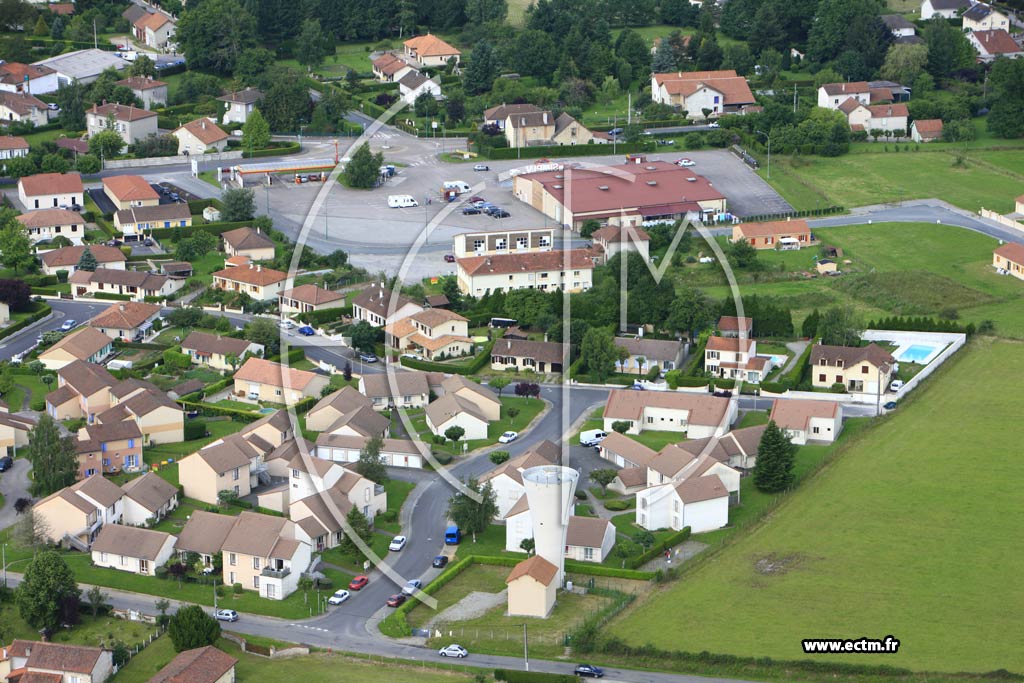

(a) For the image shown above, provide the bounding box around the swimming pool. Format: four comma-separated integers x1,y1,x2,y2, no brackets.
898,344,936,364
258,407,276,415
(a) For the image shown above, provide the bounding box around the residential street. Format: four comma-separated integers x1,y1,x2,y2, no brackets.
0,457,31,530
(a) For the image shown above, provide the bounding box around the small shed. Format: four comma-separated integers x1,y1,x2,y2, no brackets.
203,206,222,222
506,555,559,618
816,259,838,275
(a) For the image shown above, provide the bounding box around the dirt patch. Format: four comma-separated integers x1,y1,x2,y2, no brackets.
753,553,806,576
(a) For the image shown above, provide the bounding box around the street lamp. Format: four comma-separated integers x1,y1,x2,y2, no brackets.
522,622,529,671
2,543,7,587
755,129,771,179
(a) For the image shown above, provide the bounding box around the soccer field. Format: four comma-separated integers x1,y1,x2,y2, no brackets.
608,340,1024,673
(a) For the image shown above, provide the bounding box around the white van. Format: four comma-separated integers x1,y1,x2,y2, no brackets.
580,429,608,447
443,181,471,194
889,379,904,392
388,195,418,208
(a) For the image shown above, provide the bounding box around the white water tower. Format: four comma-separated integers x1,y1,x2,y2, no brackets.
522,465,579,586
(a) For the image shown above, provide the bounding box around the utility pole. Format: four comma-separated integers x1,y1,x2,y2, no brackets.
523,623,529,671
93,19,97,50
213,579,218,612
627,92,631,126
793,83,797,114
2,543,7,587
756,129,771,179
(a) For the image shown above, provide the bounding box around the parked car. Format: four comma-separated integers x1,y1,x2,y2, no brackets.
579,430,608,447
358,352,378,363
707,121,720,128
890,379,905,391
60,320,76,331
883,401,898,410
327,589,350,605
279,320,295,329
47,103,60,111
349,575,369,590
432,555,449,569
438,644,468,658
473,163,489,171
143,238,154,246
608,127,623,137
401,579,423,595
461,206,481,215
498,431,519,444
444,254,457,263
389,535,407,551
574,664,604,678
676,158,695,167
215,609,239,622
0,455,12,472
297,325,316,336
386,594,407,608
490,209,511,219
472,200,489,209
467,195,485,204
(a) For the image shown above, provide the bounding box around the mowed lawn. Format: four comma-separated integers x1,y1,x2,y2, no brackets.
763,149,1024,213
608,340,1024,673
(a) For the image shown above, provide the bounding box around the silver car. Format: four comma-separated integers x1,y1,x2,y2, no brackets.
438,644,468,658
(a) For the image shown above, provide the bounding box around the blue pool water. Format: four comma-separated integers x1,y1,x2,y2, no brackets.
898,344,936,364
258,407,276,415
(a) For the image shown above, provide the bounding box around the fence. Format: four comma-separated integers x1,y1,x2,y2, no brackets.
221,632,310,659
980,208,1024,235
861,330,966,400
107,609,166,674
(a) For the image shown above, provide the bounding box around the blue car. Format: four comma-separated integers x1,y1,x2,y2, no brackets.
297,325,315,336
574,664,604,678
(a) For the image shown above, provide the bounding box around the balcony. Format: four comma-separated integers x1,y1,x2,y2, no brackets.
261,566,291,579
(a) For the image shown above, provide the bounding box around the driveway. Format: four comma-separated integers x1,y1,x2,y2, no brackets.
0,457,32,530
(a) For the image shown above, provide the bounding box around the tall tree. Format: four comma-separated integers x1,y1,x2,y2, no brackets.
221,188,255,221
16,551,79,633
336,507,374,559
167,605,221,652
25,414,78,497
614,29,649,86
297,19,332,71
817,306,863,346
923,18,974,79
880,43,929,86
175,0,257,75
747,2,786,57
807,0,887,65
753,420,796,492
355,434,388,484
87,130,125,161
0,216,33,273
463,40,498,95
579,327,616,381
465,0,507,24
343,143,383,189
447,478,498,542
260,71,312,132
76,247,98,272
667,287,716,341
242,109,270,151
651,36,676,73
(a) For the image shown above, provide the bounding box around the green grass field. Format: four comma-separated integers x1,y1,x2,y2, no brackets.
608,340,1024,673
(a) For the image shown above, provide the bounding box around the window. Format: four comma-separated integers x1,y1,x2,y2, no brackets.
862,365,869,374
233,468,240,481
473,239,484,252
292,468,300,479
584,547,594,560
100,552,107,562
229,571,235,584
128,438,135,448
266,584,276,598
253,557,261,570
229,553,237,566
125,455,137,468
101,442,107,453
813,426,820,434
836,359,844,367
254,576,260,588
516,237,528,249
818,373,826,382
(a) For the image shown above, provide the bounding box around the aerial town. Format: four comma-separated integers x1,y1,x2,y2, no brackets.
0,0,1020,682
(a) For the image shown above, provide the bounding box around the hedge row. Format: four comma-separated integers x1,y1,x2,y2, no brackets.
398,340,495,375
779,340,814,388
180,400,263,422
379,554,478,637
626,527,690,570
739,206,845,221
481,142,644,160
94,292,134,301
494,670,575,683
297,307,351,325
247,142,301,159
188,198,223,214
0,303,51,342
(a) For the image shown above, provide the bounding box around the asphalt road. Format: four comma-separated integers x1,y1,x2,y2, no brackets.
0,457,31,529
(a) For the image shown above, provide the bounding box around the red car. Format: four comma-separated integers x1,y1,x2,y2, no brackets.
444,254,456,263
386,594,407,608
349,575,369,591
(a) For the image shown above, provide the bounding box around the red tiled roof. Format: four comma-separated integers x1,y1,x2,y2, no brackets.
116,76,167,91
0,135,28,150
994,242,1024,265
457,249,597,276
18,172,83,197
403,33,460,57
176,117,229,146
103,175,159,202
734,219,811,238
89,102,156,122
970,29,1022,55
212,264,286,287
912,119,943,136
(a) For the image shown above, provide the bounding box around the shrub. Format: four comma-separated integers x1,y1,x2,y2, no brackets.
604,499,630,511
494,670,577,683
574,490,587,501
374,509,397,524
433,452,453,465
489,450,510,465
829,382,847,393
183,421,207,440
232,582,243,595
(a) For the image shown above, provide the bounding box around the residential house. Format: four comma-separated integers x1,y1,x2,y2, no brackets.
841,101,909,135
45,360,118,423
550,112,596,146
602,389,736,438
0,62,59,94
506,555,558,618
103,175,159,210
491,338,565,373
288,471,387,549
609,466,648,495
439,375,501,418
85,103,158,147
963,3,1010,31
174,510,239,568
651,70,756,117
425,392,490,440
678,424,767,470
91,524,176,575
817,82,871,110
315,433,424,469
597,430,657,470
403,33,461,67
120,471,179,525
993,242,1024,281
643,442,741,499
483,103,544,130
75,419,143,477
220,511,311,600
116,76,168,109
96,385,184,445
162,261,194,279
17,208,86,245
221,226,276,260
453,227,554,258
178,433,268,504
591,225,650,262
513,160,727,229
456,249,597,296
0,410,34,458
134,10,176,49
278,284,345,315
480,440,559,519
233,357,329,403
305,386,376,431
33,49,127,88
260,446,342,511
718,315,753,338
87,302,163,340
181,331,263,372
71,268,177,302
358,371,431,411
868,80,912,103
881,14,917,37
17,172,83,210
911,118,944,142
38,327,114,370
810,343,895,394
150,646,238,683
0,641,113,683
0,91,48,126
770,398,843,445
115,203,192,240
614,336,684,374
211,264,287,302
216,88,264,125
636,474,730,533
0,135,29,160
371,53,415,83
174,117,229,155
33,474,124,547
564,516,616,563
398,71,442,106
920,0,970,19
705,335,771,383
239,409,294,450
351,285,423,327
731,219,813,250
503,110,554,147
40,244,127,276
968,29,1024,61
384,308,473,360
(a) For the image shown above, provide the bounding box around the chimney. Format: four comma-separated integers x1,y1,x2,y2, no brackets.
201,119,206,130
119,304,125,311
257,265,262,272
542,112,548,124
249,263,254,269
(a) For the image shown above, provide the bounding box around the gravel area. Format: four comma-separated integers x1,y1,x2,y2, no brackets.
426,590,507,628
